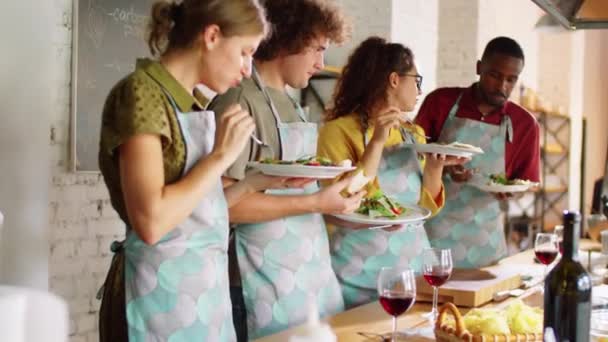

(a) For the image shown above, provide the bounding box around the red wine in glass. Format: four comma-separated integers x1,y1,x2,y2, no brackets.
558,241,563,254
535,249,558,265
379,293,415,317
423,271,451,287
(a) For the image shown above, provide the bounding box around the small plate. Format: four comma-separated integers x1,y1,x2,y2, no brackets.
404,143,483,158
333,205,431,225
469,180,531,193
247,161,355,179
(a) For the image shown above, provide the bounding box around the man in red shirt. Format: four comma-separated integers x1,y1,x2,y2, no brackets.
415,36,540,268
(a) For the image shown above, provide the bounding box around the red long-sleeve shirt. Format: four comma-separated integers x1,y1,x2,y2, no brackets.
415,84,540,182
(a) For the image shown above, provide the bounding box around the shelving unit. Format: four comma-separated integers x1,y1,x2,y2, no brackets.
504,109,572,252
536,110,571,232
300,66,340,122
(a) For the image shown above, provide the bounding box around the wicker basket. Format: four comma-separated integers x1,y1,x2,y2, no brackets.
434,303,543,342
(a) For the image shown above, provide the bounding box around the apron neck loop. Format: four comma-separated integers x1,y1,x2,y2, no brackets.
287,93,308,122
448,93,465,120
361,111,371,146
160,88,179,112
399,126,415,144
251,66,308,123
501,115,514,143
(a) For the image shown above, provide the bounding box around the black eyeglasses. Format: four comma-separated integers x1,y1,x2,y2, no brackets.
403,74,423,90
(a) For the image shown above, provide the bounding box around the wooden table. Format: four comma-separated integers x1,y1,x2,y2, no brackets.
255,249,547,342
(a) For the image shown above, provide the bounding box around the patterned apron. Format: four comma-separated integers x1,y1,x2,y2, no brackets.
424,93,513,268
235,69,344,339
329,123,431,309
123,90,235,342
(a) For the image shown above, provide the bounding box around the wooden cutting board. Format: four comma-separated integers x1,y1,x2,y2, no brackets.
416,263,523,307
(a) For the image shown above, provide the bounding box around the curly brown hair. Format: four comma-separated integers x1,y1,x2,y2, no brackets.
325,37,415,122
254,0,350,61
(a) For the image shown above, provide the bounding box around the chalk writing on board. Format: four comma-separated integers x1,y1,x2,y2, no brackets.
72,0,154,171
107,6,148,40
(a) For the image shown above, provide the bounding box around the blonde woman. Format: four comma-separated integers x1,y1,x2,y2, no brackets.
97,1,284,341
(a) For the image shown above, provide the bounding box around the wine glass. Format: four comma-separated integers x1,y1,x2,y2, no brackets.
377,267,416,342
422,248,453,322
535,233,559,279
554,225,564,254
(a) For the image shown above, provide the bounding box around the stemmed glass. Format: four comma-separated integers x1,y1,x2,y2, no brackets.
534,233,559,279
422,248,453,322
554,225,564,254
377,267,417,342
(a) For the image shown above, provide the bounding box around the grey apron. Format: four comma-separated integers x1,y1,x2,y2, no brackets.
425,93,513,268
235,68,344,339
122,90,235,342
330,123,430,309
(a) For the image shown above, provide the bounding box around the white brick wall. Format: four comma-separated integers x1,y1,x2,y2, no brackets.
304,0,393,121
582,32,608,213
537,31,573,111
437,0,479,88
311,0,438,121
327,0,392,66
391,0,439,113
477,0,541,91
49,1,124,341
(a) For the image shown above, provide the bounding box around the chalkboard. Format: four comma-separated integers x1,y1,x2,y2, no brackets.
71,0,156,171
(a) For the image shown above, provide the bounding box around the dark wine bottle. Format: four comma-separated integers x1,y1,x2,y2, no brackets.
543,210,592,342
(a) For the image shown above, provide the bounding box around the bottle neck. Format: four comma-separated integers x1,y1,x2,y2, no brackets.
562,217,580,260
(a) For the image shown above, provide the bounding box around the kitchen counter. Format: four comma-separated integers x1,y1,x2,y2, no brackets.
254,242,603,341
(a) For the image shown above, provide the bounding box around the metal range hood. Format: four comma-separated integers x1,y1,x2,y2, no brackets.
532,0,608,30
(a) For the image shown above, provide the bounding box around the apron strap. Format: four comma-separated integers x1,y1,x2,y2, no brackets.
251,66,309,123
447,93,464,121
442,91,513,143
286,93,309,122
149,73,195,115
399,126,416,145
159,88,181,114
96,240,125,300
500,115,514,143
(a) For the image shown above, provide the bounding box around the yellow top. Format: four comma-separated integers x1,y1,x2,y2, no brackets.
317,112,444,215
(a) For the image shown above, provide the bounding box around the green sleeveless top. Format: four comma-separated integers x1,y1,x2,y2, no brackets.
99,58,208,225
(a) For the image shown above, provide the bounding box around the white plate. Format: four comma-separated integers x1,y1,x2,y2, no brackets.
469,180,531,193
404,143,484,158
247,161,355,179
332,205,431,225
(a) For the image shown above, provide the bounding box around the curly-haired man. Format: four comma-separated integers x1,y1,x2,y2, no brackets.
209,0,353,340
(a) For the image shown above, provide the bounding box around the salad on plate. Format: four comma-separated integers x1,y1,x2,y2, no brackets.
487,173,535,187
260,156,352,167
356,190,407,219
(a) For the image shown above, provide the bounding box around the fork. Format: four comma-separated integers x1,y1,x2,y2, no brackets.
250,134,274,156
400,116,431,140
403,125,431,140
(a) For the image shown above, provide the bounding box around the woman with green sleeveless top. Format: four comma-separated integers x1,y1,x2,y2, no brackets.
97,1,289,341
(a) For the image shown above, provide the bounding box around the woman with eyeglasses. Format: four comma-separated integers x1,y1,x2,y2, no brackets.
317,37,467,308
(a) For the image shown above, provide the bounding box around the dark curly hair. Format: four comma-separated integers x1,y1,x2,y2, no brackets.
325,37,415,122
254,0,350,61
